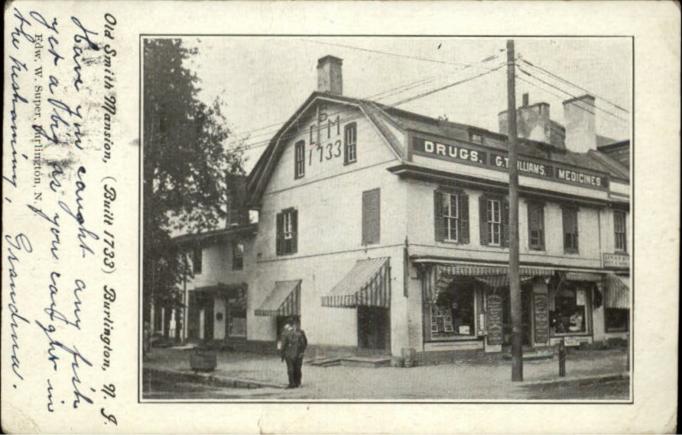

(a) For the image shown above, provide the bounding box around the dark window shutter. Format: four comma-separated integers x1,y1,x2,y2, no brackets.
434,190,446,242
527,202,534,249
362,189,380,245
276,212,283,255
502,200,510,247
459,193,469,244
291,209,298,254
479,196,488,245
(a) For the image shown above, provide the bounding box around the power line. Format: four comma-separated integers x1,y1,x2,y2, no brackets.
231,53,505,148
392,62,505,106
516,66,629,123
229,69,469,145
236,61,506,152
519,57,630,113
299,38,504,68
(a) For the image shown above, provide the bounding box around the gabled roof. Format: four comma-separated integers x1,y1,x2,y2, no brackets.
246,92,407,206
246,91,630,206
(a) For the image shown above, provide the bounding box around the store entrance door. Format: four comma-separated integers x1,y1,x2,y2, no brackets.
357,306,390,353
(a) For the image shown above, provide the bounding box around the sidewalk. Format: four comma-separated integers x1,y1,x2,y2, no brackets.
143,346,629,400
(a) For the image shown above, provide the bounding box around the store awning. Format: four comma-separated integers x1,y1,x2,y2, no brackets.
424,263,554,302
193,282,247,308
254,280,301,316
565,271,603,282
321,257,390,308
604,274,630,309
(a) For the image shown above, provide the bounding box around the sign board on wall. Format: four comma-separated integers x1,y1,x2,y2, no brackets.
533,293,549,344
486,294,504,345
411,136,609,190
603,252,630,269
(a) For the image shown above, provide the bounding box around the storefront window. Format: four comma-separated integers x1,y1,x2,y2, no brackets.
605,308,629,332
227,309,246,338
429,287,475,340
550,287,588,335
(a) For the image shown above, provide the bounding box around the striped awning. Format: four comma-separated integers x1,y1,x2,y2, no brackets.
424,263,554,302
565,271,603,282
254,280,301,316
321,257,390,308
604,274,630,309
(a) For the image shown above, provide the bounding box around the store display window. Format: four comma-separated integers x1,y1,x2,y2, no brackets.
550,286,589,335
428,286,476,340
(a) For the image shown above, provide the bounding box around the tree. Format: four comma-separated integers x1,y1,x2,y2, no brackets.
142,38,245,334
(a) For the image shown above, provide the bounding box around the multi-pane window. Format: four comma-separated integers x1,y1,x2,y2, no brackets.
562,207,579,253
479,196,508,247
344,123,357,164
527,202,545,250
487,198,502,246
443,193,460,242
276,208,298,255
294,140,305,179
434,190,469,244
232,241,244,270
192,246,202,274
614,211,627,252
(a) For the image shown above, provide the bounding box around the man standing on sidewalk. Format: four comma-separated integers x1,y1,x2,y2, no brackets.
281,320,307,388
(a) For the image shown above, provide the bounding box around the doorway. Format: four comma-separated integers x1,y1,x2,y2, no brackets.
357,306,390,353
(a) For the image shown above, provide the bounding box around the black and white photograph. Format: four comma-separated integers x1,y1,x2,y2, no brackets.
140,36,632,402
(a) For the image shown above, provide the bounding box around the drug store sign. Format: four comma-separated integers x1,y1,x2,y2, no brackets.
412,136,609,190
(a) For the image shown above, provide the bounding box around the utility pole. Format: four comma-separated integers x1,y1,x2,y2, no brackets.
506,39,523,382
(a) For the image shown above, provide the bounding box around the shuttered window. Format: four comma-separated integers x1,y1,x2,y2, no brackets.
562,207,579,253
192,245,202,274
362,189,380,245
527,202,545,250
434,189,469,244
344,123,357,164
614,211,627,252
294,140,305,179
479,196,509,247
276,208,298,255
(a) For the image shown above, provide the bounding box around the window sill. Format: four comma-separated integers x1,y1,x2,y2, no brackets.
550,331,591,337
427,336,481,343
344,160,357,166
439,239,467,245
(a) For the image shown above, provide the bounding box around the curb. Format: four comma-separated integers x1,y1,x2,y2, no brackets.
520,372,630,389
145,367,286,389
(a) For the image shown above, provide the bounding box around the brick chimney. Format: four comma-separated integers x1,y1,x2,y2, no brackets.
563,95,597,153
498,93,558,146
317,55,343,95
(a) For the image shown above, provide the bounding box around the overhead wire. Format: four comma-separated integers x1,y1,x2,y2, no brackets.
231,55,507,150
518,57,630,113
516,65,629,123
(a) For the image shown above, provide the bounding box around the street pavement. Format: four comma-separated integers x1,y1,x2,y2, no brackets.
142,347,629,400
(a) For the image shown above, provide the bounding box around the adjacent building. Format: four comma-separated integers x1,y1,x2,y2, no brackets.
155,55,631,359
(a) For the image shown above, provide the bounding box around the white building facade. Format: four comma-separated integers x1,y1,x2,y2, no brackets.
169,55,630,360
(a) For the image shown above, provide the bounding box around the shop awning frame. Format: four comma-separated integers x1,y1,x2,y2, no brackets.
604,273,630,309
254,280,301,317
321,257,391,308
423,262,555,303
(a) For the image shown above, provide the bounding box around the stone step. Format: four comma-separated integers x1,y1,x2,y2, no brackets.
307,357,344,367
502,349,555,361
339,356,392,368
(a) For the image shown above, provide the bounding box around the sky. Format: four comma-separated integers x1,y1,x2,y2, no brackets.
182,37,632,172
